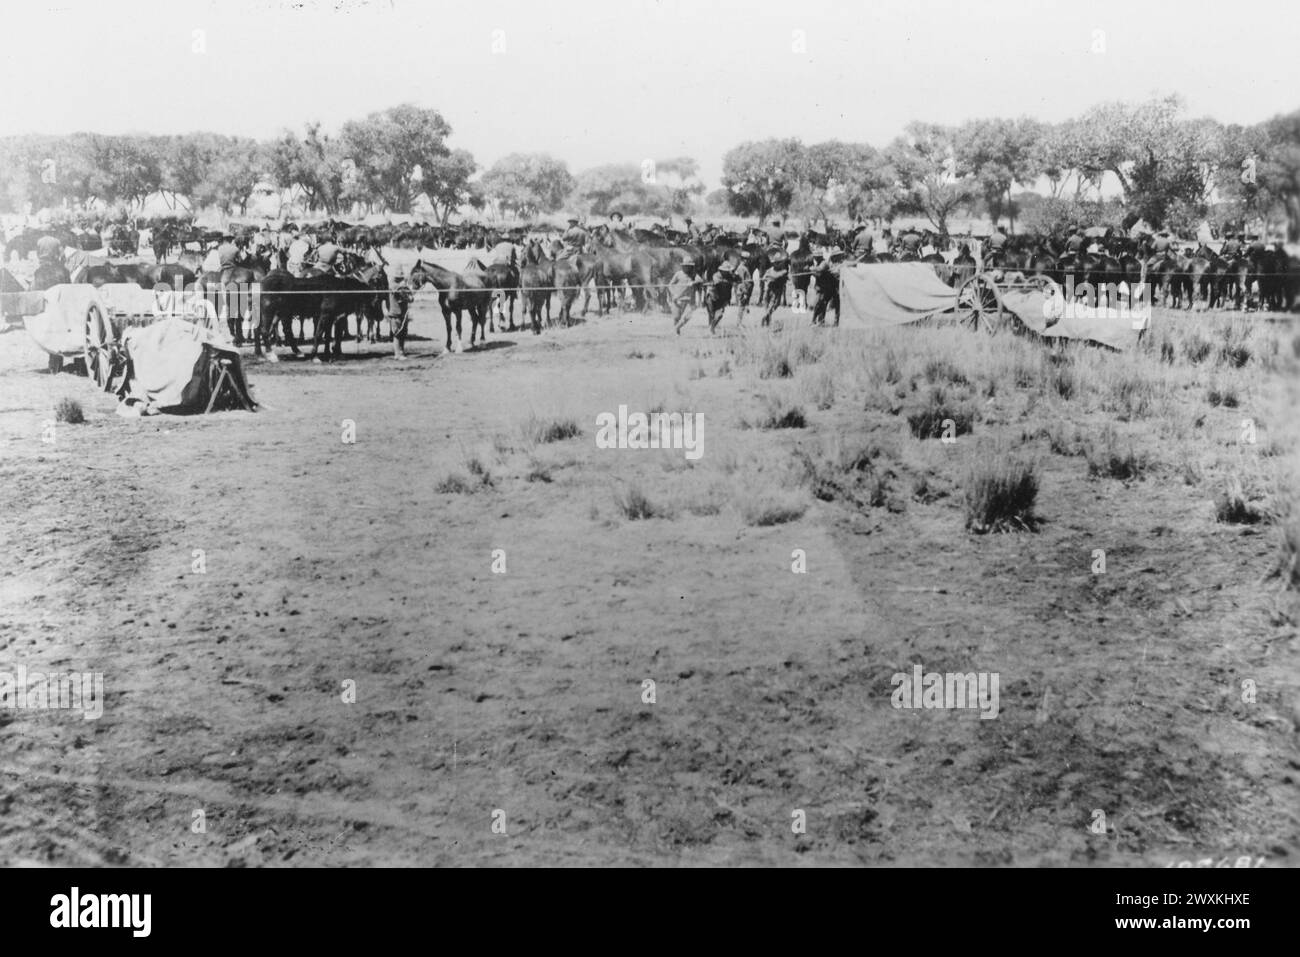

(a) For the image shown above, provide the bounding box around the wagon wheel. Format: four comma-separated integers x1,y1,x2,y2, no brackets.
83,303,114,390
958,274,1005,334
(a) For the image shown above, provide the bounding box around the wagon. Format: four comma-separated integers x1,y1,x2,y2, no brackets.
21,282,254,412
23,283,220,384
837,263,1149,351
953,270,1062,335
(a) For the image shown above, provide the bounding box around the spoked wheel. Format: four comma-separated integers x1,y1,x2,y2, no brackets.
83,303,114,390
958,274,1005,334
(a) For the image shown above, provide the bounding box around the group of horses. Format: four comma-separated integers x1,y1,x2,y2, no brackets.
939,235,1299,312
5,217,1298,365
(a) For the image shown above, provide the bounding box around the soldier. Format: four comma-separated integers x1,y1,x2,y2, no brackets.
35,234,63,268
217,233,240,285
313,233,343,276
760,250,790,327
810,247,844,326
704,259,737,333
1221,231,1241,258
563,217,588,251
899,227,923,257
388,264,414,359
669,257,702,334
286,230,310,277
1064,225,1085,255
733,251,754,326
684,217,701,242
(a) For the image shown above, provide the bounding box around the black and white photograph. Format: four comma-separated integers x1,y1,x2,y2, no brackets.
0,0,1297,885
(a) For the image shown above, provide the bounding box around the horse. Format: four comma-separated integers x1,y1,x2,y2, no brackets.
195,253,271,344
590,225,655,313
408,259,493,351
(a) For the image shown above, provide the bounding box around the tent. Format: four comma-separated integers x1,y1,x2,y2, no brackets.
116,318,255,414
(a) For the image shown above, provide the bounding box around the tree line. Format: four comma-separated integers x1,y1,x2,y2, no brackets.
716,96,1299,240
1,97,1296,240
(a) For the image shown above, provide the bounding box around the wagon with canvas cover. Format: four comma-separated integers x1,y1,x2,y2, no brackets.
836,262,1150,351
21,282,256,413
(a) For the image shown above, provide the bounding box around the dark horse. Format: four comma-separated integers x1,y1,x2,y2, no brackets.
196,255,270,345
408,259,493,351
254,269,381,361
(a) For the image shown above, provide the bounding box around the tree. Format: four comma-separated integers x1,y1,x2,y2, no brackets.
419,148,478,226
720,138,806,222
885,123,973,236
480,153,575,219
341,104,455,213
268,123,346,214
1062,96,1224,227
161,134,218,210
201,137,265,215
954,117,1044,232
1218,111,1300,240
651,156,706,221
571,163,654,217
86,135,163,209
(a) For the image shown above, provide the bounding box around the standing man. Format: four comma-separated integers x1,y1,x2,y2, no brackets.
704,260,737,334
286,230,310,277
760,251,790,327
810,247,844,326
733,251,754,326
388,265,413,360
669,257,702,334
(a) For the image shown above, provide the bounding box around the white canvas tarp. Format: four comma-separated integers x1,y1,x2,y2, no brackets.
118,318,255,414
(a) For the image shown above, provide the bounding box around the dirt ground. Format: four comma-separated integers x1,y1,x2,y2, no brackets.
1,273,1297,866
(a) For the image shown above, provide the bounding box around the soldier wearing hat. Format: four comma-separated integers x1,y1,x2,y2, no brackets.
1220,231,1241,258
702,259,738,333
217,233,242,285
684,216,701,243
760,248,791,327
810,247,845,326
563,217,588,251
388,264,413,359
669,257,702,334
1064,225,1085,255
733,251,754,325
313,233,344,276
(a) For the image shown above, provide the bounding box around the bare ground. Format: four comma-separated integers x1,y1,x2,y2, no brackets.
1,290,1297,867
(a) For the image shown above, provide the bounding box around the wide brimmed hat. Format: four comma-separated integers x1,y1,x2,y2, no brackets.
680,257,695,266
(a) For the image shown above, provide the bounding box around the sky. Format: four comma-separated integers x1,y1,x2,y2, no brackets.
1,0,1296,192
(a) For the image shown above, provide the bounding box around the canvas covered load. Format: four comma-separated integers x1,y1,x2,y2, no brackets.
837,263,960,328
836,263,1148,350
116,317,256,415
